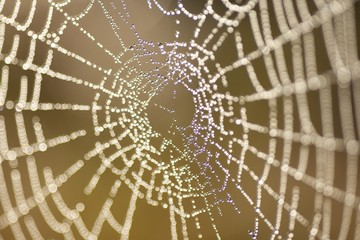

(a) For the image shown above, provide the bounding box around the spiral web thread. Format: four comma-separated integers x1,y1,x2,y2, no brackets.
0,0,359,239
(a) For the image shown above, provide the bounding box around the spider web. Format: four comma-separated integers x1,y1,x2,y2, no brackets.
0,0,359,239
